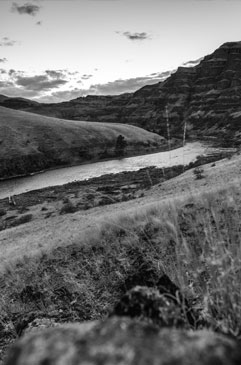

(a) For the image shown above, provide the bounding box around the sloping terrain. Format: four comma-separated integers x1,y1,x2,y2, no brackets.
0,106,165,179
0,150,239,270
2,42,241,142
1,151,241,363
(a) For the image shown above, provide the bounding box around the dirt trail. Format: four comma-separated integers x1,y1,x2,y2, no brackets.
1,154,240,271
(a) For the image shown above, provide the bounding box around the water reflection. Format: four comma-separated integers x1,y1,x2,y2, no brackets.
0,142,210,199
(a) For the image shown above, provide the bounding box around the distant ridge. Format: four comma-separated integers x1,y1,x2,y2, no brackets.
2,42,241,142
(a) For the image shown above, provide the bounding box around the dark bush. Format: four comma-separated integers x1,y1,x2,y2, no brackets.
193,167,205,180
0,208,6,217
60,201,77,214
9,214,33,228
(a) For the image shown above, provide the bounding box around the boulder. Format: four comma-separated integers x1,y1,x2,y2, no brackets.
4,317,241,365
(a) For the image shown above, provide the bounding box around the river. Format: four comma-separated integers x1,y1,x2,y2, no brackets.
0,142,217,200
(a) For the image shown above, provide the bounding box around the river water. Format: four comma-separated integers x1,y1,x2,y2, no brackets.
0,142,216,200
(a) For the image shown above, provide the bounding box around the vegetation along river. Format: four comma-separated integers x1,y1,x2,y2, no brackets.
0,142,219,200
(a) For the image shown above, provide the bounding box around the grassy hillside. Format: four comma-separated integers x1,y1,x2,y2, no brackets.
0,150,241,361
1,169,241,360
0,106,165,179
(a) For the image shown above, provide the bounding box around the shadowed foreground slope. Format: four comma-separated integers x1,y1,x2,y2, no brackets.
1,153,241,363
0,106,165,179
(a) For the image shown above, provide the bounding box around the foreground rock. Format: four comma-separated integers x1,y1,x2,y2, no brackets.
5,317,241,365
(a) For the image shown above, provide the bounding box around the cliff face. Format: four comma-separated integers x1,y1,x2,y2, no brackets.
2,42,241,141
125,41,241,140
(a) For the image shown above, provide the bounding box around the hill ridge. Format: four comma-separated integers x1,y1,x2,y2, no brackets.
0,106,165,179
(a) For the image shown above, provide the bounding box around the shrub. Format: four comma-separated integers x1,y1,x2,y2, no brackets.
115,135,127,157
60,201,77,214
0,209,6,217
9,214,33,228
17,206,29,214
85,193,96,201
193,167,204,180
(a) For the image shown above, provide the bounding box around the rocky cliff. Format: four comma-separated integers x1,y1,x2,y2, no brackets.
2,42,241,142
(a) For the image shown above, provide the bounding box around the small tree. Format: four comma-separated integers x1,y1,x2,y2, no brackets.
115,135,127,157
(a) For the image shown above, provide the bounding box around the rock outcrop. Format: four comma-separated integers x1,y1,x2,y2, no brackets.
4,317,241,365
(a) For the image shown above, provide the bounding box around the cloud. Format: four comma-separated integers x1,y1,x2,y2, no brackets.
16,74,67,91
0,65,175,103
182,57,203,67
41,89,86,103
8,69,18,76
0,85,41,98
36,21,42,25
89,0,120,1
36,69,174,103
81,74,93,80
0,70,68,100
45,70,66,79
11,2,41,16
88,71,174,95
0,37,18,47
0,58,7,63
116,31,151,41
0,81,13,88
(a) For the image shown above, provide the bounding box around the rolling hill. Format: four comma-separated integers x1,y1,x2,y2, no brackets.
0,106,165,179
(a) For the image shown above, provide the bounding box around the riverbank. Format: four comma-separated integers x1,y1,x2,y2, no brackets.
0,138,182,183
0,141,224,199
0,148,235,233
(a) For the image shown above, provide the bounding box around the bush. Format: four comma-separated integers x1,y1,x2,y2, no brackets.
9,214,33,228
115,135,127,157
0,209,6,217
60,201,77,214
17,206,29,214
193,167,204,180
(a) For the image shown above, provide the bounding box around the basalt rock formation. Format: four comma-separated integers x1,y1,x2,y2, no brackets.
2,42,241,143
5,317,241,365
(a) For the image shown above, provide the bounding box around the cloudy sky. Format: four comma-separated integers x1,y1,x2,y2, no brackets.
0,0,241,103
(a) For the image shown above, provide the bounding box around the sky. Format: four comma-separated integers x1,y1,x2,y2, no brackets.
0,0,241,103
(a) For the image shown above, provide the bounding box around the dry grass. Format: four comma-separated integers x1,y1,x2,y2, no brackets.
1,182,241,342
0,106,164,161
